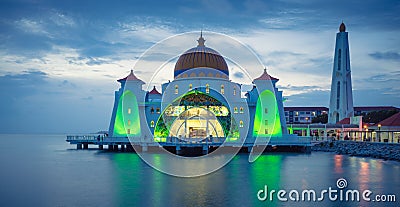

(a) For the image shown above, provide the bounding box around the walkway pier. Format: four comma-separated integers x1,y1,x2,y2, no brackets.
66,135,312,155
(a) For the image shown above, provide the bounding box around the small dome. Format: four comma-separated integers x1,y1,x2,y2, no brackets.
174,33,229,79
339,22,346,32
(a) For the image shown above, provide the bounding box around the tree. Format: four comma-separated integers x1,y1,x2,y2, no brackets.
312,114,328,124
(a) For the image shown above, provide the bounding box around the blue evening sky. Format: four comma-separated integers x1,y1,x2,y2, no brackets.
0,0,399,133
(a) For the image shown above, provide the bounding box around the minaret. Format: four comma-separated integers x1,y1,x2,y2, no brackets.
328,22,354,123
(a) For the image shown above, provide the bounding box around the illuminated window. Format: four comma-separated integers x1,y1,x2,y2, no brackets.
128,120,131,126
240,107,244,113
312,111,316,116
150,120,155,128
221,85,224,94
233,87,236,96
175,85,178,94
206,84,209,93
189,84,192,90
239,120,244,128
264,108,268,114
150,107,154,114
265,120,268,126
295,111,299,116
127,129,131,134
156,108,160,114
234,107,238,113
127,108,131,114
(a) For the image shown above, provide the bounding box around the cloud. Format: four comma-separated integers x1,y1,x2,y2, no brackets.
284,90,330,107
14,18,52,37
278,84,322,91
233,72,245,79
369,51,400,61
0,0,399,134
0,70,114,133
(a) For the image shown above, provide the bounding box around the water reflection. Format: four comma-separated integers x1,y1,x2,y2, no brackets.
358,161,370,193
334,154,343,174
108,152,400,207
250,155,282,207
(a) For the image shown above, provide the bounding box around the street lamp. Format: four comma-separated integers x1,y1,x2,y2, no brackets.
378,124,382,142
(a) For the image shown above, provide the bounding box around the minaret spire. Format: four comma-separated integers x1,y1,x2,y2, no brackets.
197,30,205,46
328,22,354,123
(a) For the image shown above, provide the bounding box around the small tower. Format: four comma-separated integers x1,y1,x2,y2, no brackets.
328,22,354,123
108,70,146,138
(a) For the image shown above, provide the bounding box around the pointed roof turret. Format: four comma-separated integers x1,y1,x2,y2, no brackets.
254,68,279,81
117,69,144,83
149,86,161,95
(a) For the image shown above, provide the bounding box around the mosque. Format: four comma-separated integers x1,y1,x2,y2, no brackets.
107,33,296,145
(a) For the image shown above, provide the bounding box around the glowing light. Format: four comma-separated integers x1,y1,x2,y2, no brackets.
113,90,141,137
253,90,282,137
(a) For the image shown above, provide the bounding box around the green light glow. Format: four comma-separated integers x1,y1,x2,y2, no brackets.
154,90,238,142
253,90,282,137
113,90,141,137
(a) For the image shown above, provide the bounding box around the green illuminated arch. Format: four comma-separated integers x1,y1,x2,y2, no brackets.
154,90,239,142
253,90,282,137
113,90,141,137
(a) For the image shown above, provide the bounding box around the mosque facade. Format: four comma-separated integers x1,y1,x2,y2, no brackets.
107,33,289,143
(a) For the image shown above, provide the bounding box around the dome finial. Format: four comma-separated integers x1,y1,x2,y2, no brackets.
339,21,346,32
197,30,205,46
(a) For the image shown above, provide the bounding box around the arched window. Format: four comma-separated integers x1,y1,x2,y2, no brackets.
150,107,154,114
234,107,238,113
221,84,224,94
156,108,160,114
189,84,192,90
239,120,244,128
127,108,131,114
240,107,244,113
233,87,236,96
206,84,210,93
127,120,131,126
175,85,178,94
338,49,341,71
150,120,155,128
336,81,340,110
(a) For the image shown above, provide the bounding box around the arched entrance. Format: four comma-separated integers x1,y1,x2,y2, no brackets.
169,107,224,141
154,90,236,142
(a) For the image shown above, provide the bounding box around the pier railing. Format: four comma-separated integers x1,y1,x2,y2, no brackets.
66,135,311,146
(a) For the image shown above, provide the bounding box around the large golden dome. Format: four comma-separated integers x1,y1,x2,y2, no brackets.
174,33,229,79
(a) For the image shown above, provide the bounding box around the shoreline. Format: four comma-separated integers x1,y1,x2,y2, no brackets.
312,141,400,161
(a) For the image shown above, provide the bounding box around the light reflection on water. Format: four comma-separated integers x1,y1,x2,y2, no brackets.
0,135,399,207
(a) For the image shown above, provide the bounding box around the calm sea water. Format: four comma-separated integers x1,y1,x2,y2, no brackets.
0,134,399,207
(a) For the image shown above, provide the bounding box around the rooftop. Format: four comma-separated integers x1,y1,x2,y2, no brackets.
254,68,279,81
